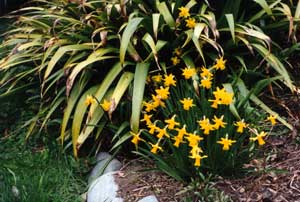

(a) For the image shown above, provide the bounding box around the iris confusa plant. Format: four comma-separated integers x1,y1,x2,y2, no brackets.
131,57,278,181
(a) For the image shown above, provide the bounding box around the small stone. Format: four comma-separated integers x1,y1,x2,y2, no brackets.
87,172,123,202
89,159,122,183
12,186,19,198
89,152,122,183
239,187,245,193
138,195,159,202
96,152,111,161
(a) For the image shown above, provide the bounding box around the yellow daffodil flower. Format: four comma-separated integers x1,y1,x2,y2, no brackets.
174,47,182,56
234,119,248,133
149,141,163,154
143,101,156,112
198,117,214,135
165,115,180,130
151,74,162,83
200,78,212,89
173,135,185,148
267,115,277,126
212,87,233,105
140,114,152,125
185,18,196,29
156,126,170,139
185,133,203,147
146,75,151,84
217,135,236,151
130,131,144,147
178,6,190,18
163,74,176,87
85,95,96,106
175,125,187,138
250,131,267,146
190,145,206,167
147,122,158,134
152,94,166,108
200,67,213,78
212,87,226,100
209,99,220,109
194,154,207,167
182,67,196,79
212,115,226,130
190,145,203,158
100,99,111,111
180,97,195,110
213,56,226,70
155,86,170,100
171,56,180,65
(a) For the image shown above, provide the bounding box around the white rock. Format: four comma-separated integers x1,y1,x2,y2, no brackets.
96,152,111,161
138,195,159,202
89,158,122,184
87,172,123,202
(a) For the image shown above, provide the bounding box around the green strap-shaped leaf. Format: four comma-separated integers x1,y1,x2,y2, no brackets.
71,86,98,157
157,2,175,27
236,79,293,130
131,63,150,133
67,48,118,90
249,0,280,23
77,72,134,149
40,97,64,131
44,44,94,80
223,83,241,120
142,33,167,66
294,0,300,35
60,75,89,145
152,13,160,40
17,41,43,51
185,0,197,9
111,72,134,105
120,18,143,66
89,62,124,117
225,14,235,43
252,43,294,91
253,0,272,16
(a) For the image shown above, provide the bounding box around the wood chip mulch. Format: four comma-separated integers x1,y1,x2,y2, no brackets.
115,158,189,202
215,134,300,202
115,125,300,202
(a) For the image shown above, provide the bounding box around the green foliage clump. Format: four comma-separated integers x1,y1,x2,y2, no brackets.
0,0,297,178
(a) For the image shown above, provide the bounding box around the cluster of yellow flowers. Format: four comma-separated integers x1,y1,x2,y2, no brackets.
131,56,277,168
84,95,112,112
178,7,196,29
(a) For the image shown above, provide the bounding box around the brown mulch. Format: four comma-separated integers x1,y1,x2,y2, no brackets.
115,158,189,202
115,129,300,202
215,134,300,202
